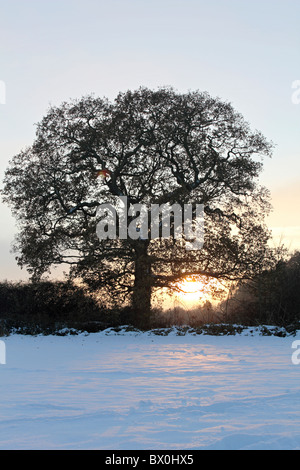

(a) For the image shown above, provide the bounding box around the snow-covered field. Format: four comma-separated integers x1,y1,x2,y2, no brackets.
0,327,300,450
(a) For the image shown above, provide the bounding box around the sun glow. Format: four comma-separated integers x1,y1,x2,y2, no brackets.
173,275,225,306
179,276,206,301
156,275,228,311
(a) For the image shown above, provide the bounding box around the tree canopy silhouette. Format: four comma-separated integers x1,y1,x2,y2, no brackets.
2,87,279,327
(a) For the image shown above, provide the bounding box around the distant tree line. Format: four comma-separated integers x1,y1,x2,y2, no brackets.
0,280,114,334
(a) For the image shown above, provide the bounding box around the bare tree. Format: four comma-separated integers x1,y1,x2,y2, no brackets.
2,87,278,327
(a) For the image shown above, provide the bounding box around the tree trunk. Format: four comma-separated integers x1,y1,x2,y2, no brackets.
131,241,152,329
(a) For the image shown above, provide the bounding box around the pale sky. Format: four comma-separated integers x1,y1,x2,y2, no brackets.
0,0,299,281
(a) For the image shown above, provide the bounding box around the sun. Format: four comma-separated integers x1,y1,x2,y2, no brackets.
158,275,227,310
175,275,208,303
180,276,204,296
174,275,224,305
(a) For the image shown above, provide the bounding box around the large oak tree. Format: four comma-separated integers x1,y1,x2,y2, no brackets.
2,87,278,327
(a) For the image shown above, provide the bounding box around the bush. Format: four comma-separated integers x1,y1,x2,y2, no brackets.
0,280,115,333
223,251,300,327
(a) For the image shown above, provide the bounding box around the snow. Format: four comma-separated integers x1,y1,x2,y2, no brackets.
0,327,300,450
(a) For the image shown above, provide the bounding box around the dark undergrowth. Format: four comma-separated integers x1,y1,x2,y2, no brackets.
0,251,300,337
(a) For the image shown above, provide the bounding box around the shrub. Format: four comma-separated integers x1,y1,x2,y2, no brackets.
0,280,112,333
223,251,300,327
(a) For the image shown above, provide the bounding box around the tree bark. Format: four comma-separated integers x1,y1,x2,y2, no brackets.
131,241,152,328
